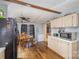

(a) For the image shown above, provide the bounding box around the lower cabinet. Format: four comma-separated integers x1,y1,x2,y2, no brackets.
48,36,77,59
68,42,78,59
0,50,5,59
58,39,69,59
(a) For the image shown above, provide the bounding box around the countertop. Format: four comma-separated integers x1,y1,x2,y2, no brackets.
48,35,77,43
0,47,5,53
55,36,77,43
0,42,8,53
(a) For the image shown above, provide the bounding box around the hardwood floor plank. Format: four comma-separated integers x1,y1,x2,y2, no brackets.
17,41,64,59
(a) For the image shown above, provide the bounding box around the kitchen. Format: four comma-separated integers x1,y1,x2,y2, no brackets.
47,13,79,59
0,0,79,59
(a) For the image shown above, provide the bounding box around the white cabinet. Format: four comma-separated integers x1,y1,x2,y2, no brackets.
59,40,69,59
51,18,63,28
53,19,57,28
54,38,69,59
51,20,54,28
63,15,73,27
48,36,53,49
0,48,5,59
63,13,79,27
51,37,58,52
48,36,57,51
57,18,63,27
68,42,77,59
72,14,79,27
48,36,78,59
51,19,56,28
50,13,79,28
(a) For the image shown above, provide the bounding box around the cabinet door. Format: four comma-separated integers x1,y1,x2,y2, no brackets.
51,20,54,28
68,42,77,59
54,19,58,27
49,37,55,50
72,42,77,59
55,38,59,52
53,19,57,28
55,19,59,28
51,37,58,52
51,20,56,28
51,18,63,28
60,40,69,59
48,36,56,51
58,18,63,27
48,36,52,49
63,15,73,27
72,14,79,27
57,38,62,55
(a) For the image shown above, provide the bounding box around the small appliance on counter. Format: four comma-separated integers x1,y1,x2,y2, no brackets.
60,32,77,40
57,28,77,40
53,33,59,37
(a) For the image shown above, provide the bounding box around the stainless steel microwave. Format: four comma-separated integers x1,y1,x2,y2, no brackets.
60,32,77,40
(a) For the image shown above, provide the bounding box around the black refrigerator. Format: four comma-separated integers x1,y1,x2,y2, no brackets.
0,18,18,59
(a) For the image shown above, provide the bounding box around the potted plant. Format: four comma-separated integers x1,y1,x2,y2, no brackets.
0,8,5,20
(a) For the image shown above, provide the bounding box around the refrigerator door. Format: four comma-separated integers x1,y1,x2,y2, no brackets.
0,18,17,59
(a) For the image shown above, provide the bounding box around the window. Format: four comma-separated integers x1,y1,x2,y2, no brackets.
21,24,35,38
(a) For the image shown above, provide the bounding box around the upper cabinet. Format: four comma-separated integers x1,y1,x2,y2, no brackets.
63,14,73,27
51,18,63,28
51,13,79,28
51,19,55,28
72,14,79,27
57,18,63,27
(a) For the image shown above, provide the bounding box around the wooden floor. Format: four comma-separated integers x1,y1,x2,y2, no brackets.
17,42,64,59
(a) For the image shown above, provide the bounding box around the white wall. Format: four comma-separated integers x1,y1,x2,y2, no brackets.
35,24,44,41
16,19,44,42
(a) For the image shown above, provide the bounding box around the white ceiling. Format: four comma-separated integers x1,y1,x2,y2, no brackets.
1,0,79,23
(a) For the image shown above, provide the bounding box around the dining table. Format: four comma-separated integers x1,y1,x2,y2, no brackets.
25,36,34,48
20,35,34,48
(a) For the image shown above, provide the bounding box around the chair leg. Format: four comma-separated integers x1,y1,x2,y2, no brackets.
28,43,29,48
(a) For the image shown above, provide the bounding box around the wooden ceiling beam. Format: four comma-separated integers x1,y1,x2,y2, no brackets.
5,0,61,14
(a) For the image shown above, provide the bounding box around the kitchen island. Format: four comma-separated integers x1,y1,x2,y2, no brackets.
48,36,78,59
